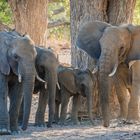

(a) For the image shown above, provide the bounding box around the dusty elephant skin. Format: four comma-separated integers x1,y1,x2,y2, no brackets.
76,20,140,127
19,47,59,128
0,31,37,135
54,65,95,125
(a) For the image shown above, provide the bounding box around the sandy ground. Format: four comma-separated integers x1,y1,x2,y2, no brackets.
1,48,140,140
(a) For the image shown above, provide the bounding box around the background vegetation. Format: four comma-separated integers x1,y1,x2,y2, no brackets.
0,0,140,41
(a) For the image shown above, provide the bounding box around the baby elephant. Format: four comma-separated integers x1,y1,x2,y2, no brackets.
54,65,95,125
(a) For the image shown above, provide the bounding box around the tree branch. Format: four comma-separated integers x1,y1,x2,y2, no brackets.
48,19,70,28
49,0,61,3
52,7,65,15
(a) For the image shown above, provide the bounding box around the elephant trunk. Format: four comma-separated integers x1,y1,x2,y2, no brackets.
21,74,35,130
18,62,36,130
45,69,57,127
99,49,118,127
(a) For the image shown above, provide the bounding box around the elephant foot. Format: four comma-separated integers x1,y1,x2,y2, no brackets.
0,128,11,135
11,130,21,135
47,123,52,128
122,119,139,125
10,125,22,135
68,117,80,125
127,109,140,122
103,120,109,127
118,110,127,120
68,118,80,125
53,117,59,124
35,114,46,127
53,120,59,124
0,117,10,135
127,115,140,122
58,120,67,126
126,117,140,124
34,122,46,127
118,114,127,121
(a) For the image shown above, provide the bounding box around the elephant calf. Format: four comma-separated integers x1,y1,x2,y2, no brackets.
54,65,96,125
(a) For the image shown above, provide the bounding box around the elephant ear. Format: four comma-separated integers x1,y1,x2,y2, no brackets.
76,21,110,59
0,40,10,75
126,25,140,63
58,68,77,93
8,56,18,75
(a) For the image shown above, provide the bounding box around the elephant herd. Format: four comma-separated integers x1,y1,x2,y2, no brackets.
0,20,140,135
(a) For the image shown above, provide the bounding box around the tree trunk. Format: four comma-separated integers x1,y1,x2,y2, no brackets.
8,0,48,46
70,0,136,119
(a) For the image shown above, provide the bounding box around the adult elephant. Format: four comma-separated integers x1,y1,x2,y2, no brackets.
0,31,38,134
19,47,59,127
114,61,140,121
54,65,95,125
76,21,140,127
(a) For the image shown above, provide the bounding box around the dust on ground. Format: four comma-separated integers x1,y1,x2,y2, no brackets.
1,48,140,140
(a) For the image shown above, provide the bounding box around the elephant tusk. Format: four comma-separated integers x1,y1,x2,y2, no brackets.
36,75,46,83
108,63,118,77
45,82,47,89
18,74,22,83
92,66,98,74
129,60,136,69
57,82,60,90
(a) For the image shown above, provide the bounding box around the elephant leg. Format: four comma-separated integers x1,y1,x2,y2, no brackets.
59,89,70,125
9,81,23,134
70,94,80,125
114,77,129,119
54,100,60,123
35,88,48,127
0,73,10,135
18,99,24,125
127,62,140,121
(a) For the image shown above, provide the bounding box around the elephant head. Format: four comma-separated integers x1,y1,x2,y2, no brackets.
76,21,140,127
0,31,37,130
35,47,59,127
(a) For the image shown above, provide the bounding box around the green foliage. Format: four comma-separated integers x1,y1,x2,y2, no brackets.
49,25,70,40
48,0,70,40
1,0,140,40
0,0,12,25
133,0,140,25
48,0,69,21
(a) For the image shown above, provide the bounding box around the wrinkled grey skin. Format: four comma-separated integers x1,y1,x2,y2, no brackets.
19,47,59,127
114,63,131,119
115,62,140,122
0,31,37,135
77,21,140,127
54,65,95,125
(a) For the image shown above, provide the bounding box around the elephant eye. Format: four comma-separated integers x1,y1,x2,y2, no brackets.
13,54,19,60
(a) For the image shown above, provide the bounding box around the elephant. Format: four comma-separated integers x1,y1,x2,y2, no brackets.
18,46,59,127
54,65,95,125
114,61,140,122
76,20,140,127
0,30,38,134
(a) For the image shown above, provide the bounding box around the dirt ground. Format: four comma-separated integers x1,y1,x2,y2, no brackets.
1,48,140,140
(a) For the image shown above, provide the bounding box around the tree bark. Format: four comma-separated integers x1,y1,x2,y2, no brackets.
8,0,48,46
70,0,136,118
